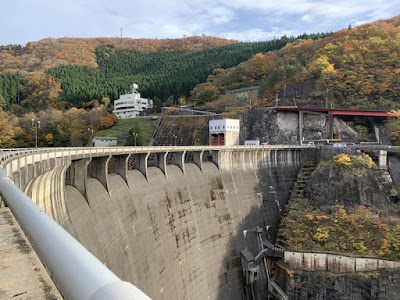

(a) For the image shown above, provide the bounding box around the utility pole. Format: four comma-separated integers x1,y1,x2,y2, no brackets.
87,128,94,147
32,119,40,149
325,86,329,109
120,28,123,38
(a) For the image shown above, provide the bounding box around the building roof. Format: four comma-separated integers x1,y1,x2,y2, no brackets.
93,137,118,140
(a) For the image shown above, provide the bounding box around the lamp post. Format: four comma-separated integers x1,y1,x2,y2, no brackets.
173,134,177,146
88,128,94,147
133,133,138,147
32,119,40,149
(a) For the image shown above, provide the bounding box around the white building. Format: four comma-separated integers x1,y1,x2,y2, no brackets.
244,140,260,146
209,119,240,146
92,137,118,147
113,83,153,119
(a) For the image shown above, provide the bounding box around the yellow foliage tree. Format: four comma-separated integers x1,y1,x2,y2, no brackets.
333,153,352,166
45,133,54,145
178,97,186,106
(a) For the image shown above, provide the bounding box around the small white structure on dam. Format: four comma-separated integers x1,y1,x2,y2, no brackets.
245,140,260,146
113,83,153,119
209,119,240,146
92,137,118,147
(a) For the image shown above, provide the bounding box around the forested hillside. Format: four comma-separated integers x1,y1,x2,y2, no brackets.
0,36,236,112
192,15,400,110
46,32,331,108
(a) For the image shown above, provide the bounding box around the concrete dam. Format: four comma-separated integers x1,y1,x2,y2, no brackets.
1,146,315,299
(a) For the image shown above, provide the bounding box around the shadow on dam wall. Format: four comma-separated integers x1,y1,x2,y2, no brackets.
215,151,305,300
58,149,313,300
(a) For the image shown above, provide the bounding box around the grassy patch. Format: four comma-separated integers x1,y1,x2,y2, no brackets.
97,117,160,145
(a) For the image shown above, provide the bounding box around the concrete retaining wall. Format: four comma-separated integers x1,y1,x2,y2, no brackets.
285,251,400,273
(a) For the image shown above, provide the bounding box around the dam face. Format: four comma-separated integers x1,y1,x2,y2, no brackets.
5,147,315,299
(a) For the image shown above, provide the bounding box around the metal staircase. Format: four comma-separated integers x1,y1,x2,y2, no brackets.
289,162,316,203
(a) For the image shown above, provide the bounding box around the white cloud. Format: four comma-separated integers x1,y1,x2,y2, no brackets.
220,27,298,42
301,14,314,22
1,0,400,44
211,7,235,24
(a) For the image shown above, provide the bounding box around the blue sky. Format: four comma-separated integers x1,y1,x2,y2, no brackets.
1,0,400,45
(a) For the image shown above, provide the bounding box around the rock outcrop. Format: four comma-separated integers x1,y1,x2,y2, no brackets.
287,270,400,300
304,165,391,208
241,108,359,145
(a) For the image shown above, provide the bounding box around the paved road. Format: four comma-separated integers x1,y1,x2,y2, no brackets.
0,208,61,299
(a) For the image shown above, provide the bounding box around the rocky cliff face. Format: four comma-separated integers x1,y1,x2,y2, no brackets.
240,108,299,144
287,270,400,300
286,149,400,299
304,165,391,208
241,109,358,145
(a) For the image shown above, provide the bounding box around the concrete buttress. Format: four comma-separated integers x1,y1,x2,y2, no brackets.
113,154,130,183
66,158,91,198
91,156,111,191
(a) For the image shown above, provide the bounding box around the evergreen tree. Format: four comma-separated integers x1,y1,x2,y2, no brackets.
46,32,333,105
125,120,143,146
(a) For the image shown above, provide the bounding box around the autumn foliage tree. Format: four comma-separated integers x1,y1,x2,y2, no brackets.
189,15,400,109
278,199,400,260
386,110,400,145
100,113,118,128
0,104,116,148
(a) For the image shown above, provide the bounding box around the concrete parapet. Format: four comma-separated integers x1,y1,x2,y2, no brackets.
356,258,378,272
378,259,395,269
285,251,400,273
285,252,303,270
314,253,327,271
303,253,315,271
337,255,356,273
302,253,328,271
326,255,340,272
